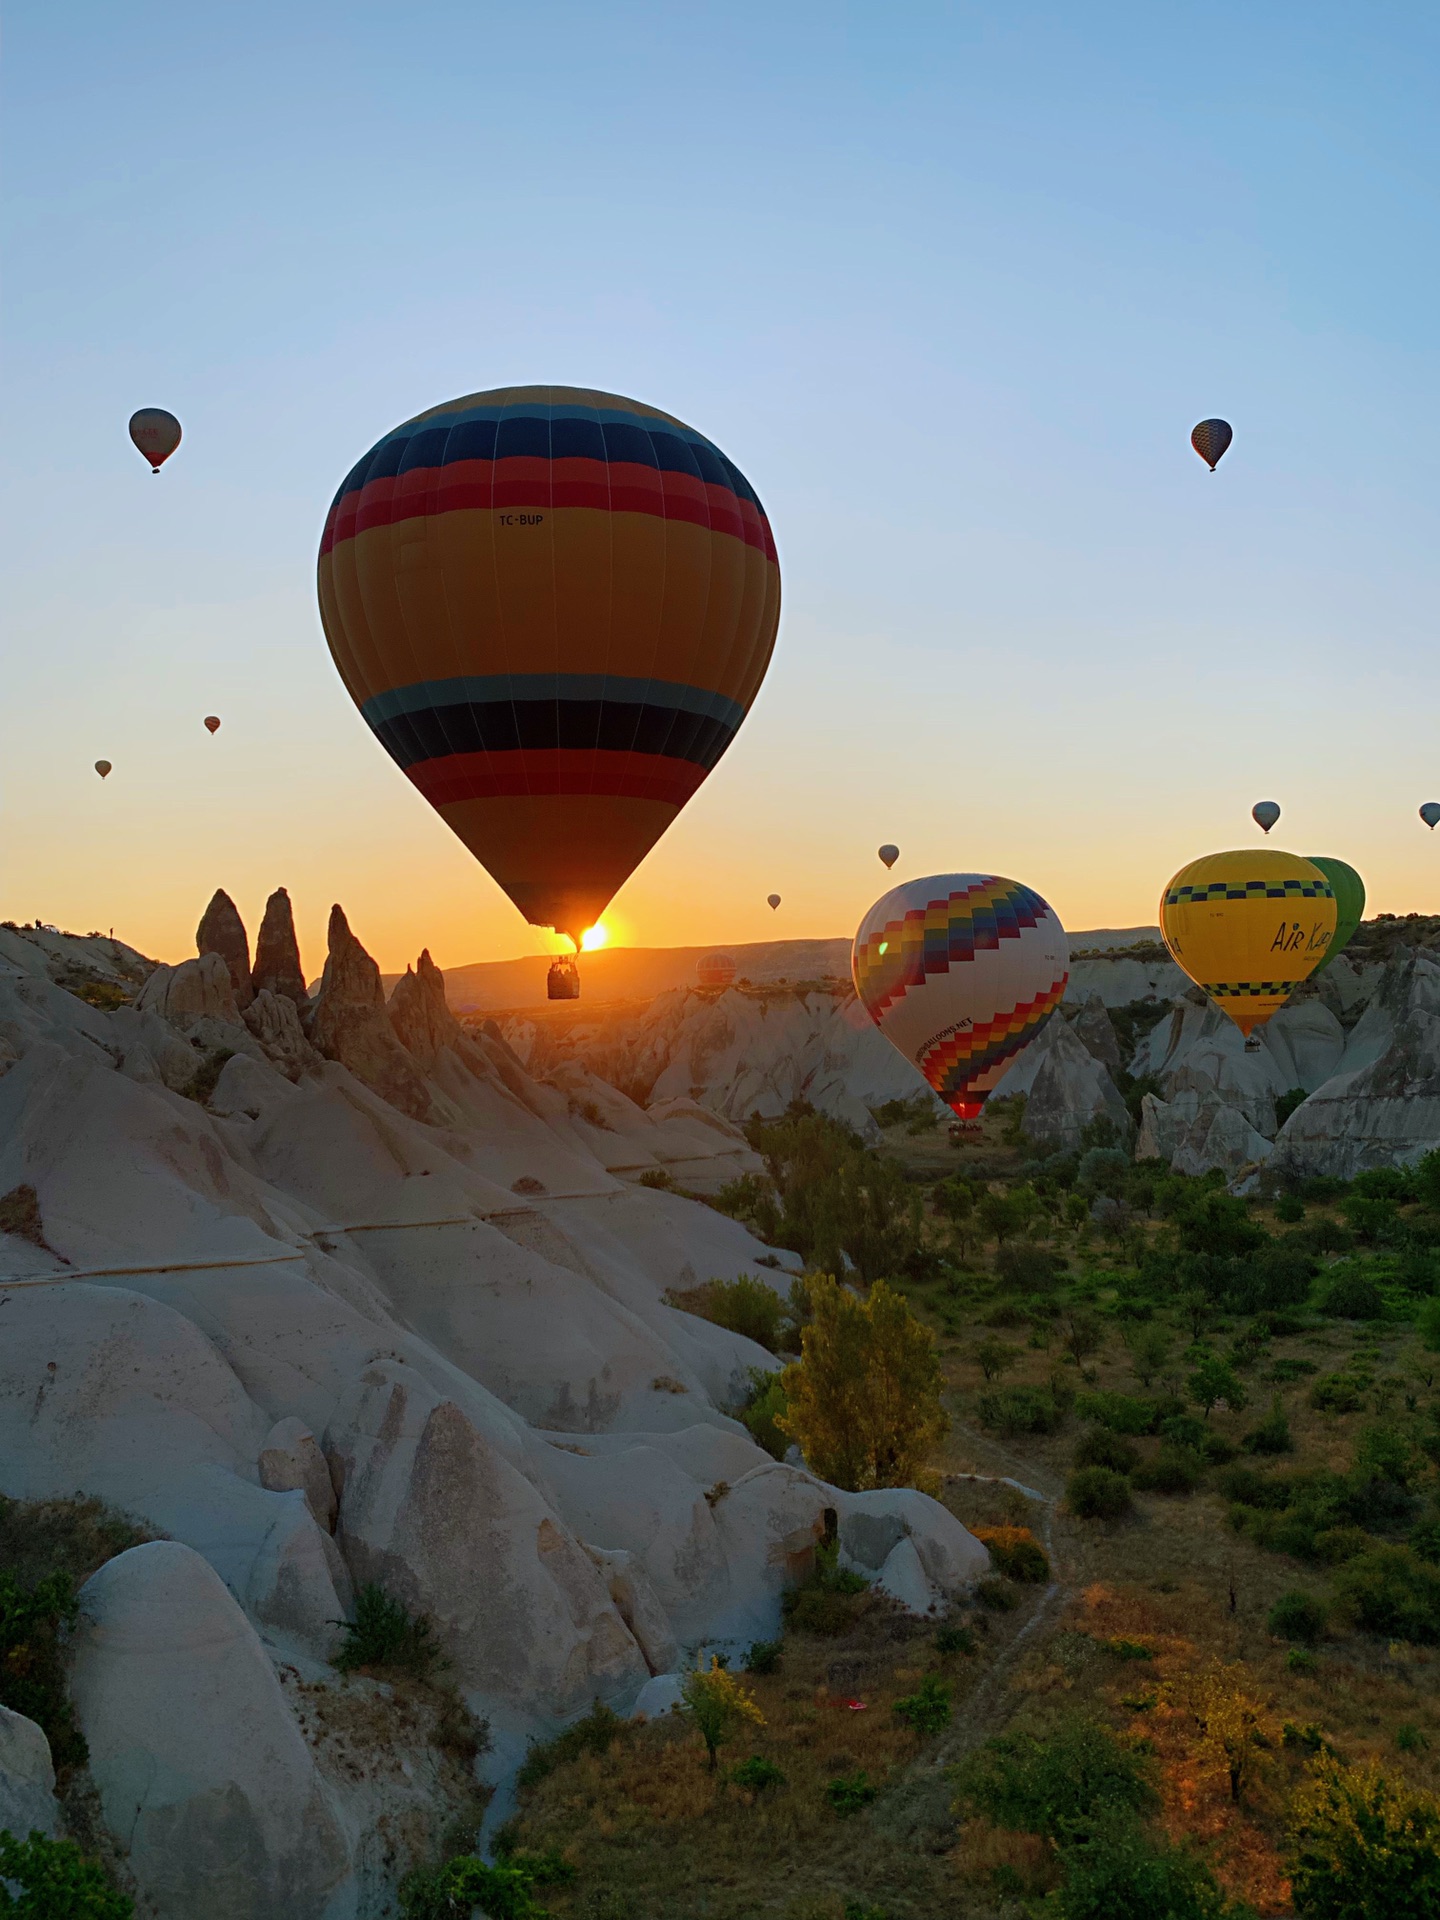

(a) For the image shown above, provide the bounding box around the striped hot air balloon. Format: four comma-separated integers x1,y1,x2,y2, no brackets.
1159,850,1336,1038
318,386,780,948
852,875,1069,1120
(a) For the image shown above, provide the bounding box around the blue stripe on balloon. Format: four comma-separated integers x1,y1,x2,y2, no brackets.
360,675,747,733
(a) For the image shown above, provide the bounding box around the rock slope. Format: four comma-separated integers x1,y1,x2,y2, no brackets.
0,902,987,1918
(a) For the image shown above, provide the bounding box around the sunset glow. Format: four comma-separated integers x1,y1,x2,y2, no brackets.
580,924,609,952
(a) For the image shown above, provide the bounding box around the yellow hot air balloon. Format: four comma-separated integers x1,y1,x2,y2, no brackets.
1159,850,1336,1038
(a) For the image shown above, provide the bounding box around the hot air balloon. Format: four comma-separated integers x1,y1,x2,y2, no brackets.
878,844,899,870
203,716,221,735
1422,803,1440,831
1192,419,1233,471
852,875,1069,1120
767,894,781,911
318,388,779,991
1306,857,1365,974
1159,850,1336,1039
697,951,737,990
94,760,111,780
1252,801,1281,835
129,409,181,474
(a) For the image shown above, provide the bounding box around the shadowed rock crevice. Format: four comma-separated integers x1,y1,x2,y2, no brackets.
308,906,431,1119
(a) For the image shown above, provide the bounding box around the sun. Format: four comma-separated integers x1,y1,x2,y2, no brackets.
580,924,609,952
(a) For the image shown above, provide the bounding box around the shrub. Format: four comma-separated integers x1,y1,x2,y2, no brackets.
0,1570,84,1769
994,1242,1063,1293
398,1856,547,1920
973,1525,1050,1584
1054,1812,1245,1920
1217,1464,1292,1510
1067,1467,1132,1520
1188,1352,1248,1418
1311,1373,1366,1413
744,1639,781,1675
333,1583,442,1679
1318,1270,1385,1320
1074,1426,1139,1473
952,1716,1155,1841
738,1369,789,1460
668,1275,788,1351
779,1277,947,1491
180,1046,235,1105
729,1755,786,1791
976,1576,1020,1611
1332,1544,1440,1643
977,1384,1066,1435
517,1700,626,1788
1275,1192,1306,1223
1074,1390,1167,1435
1132,1446,1204,1495
0,1830,133,1919
893,1674,952,1735
1243,1396,1294,1455
935,1623,977,1656
784,1539,869,1636
972,1335,1020,1382
825,1770,878,1816
1268,1590,1328,1644
1289,1753,1440,1919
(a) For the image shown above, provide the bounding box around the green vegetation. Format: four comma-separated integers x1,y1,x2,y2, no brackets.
1066,1466,1133,1520
681,1657,765,1770
666,1274,799,1352
332,1582,443,1678
517,1701,627,1789
825,1771,878,1817
0,1830,133,1920
891,1675,952,1735
1289,1755,1440,1918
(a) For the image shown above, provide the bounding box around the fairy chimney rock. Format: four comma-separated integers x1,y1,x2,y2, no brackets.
195,889,254,1010
252,888,308,1006
309,906,431,1120
388,949,463,1071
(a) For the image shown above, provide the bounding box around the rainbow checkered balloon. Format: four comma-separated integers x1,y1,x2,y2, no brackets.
851,875,1069,1118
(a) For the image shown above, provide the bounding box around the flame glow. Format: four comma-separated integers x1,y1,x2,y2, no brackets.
580,923,609,952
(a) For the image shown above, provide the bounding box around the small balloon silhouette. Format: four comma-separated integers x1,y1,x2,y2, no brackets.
203,716,221,735
1422,803,1440,831
94,761,111,779
767,893,781,911
1252,801,1281,835
878,844,899,869
1191,418,1233,471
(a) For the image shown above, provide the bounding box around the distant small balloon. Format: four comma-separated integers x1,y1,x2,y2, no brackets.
1423,803,1440,831
878,844,899,869
94,760,111,780
1252,800,1281,835
767,893,781,911
203,716,221,735
128,408,182,474
1192,418,1233,471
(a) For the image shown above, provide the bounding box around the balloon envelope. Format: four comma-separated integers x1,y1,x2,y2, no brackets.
129,408,181,473
1306,857,1365,974
767,894,781,910
1422,803,1440,831
878,844,899,869
203,716,221,735
1192,418,1233,470
852,874,1069,1119
94,760,111,779
1252,801,1281,834
1159,849,1336,1037
696,951,737,989
318,386,780,944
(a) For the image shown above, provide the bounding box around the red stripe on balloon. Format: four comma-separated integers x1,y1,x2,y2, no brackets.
320,458,777,563
405,748,708,808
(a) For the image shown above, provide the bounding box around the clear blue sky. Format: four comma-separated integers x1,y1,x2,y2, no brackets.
5,3,1440,972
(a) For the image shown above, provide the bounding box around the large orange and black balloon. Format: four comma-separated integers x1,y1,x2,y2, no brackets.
318,386,781,943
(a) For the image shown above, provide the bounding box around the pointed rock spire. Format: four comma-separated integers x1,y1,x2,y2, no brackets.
388,949,462,1071
308,906,431,1119
252,887,308,1005
195,889,253,1010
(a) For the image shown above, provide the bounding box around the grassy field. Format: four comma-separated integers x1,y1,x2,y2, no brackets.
484,1104,1440,1917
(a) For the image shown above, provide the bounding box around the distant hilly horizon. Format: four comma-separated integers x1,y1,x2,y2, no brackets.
384,926,1164,1013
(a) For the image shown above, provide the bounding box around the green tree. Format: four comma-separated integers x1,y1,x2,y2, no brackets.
952,1715,1155,1841
0,1830,132,1920
1188,1351,1248,1420
778,1276,947,1491
1289,1754,1440,1919
1125,1322,1173,1388
973,1336,1019,1383
680,1656,764,1770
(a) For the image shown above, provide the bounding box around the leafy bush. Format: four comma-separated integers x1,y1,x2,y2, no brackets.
1289,1754,1440,1919
825,1770,878,1816
741,1107,928,1283
783,1539,869,1637
973,1526,1050,1584
952,1716,1155,1841
1311,1372,1367,1413
1317,1269,1385,1320
976,1576,1020,1611
1275,1193,1306,1224
1268,1590,1328,1644
398,1855,547,1920
0,1571,84,1769
1055,1812,1246,1920
1067,1467,1132,1520
1074,1426,1139,1473
1332,1544,1440,1643
779,1277,947,1491
333,1583,442,1678
1073,1390,1168,1436
935,1623,977,1656
977,1383,1066,1435
744,1639,781,1674
1132,1446,1204,1495
994,1242,1063,1293
729,1755,786,1791
0,1830,132,1919
1188,1351,1248,1418
517,1700,626,1788
738,1368,789,1460
682,1655,764,1769
1243,1396,1294,1455
668,1275,789,1351
892,1674,952,1735
1217,1464,1292,1510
